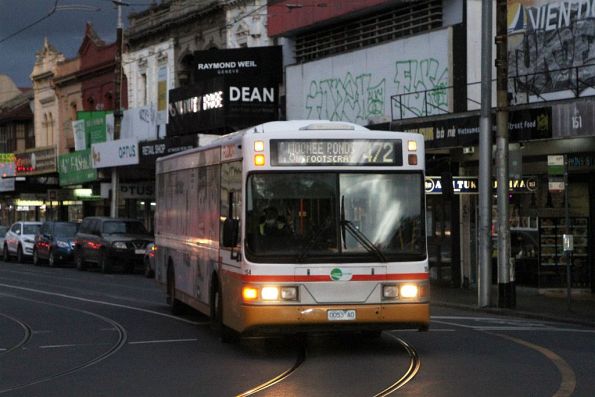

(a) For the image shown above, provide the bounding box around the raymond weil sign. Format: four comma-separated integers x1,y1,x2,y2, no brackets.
91,138,139,168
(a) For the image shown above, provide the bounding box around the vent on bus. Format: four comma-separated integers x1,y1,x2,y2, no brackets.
299,122,355,131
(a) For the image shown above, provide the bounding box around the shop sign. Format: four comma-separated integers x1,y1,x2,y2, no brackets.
77,111,111,147
0,153,15,192
58,149,97,186
402,107,551,148
139,135,197,166
100,182,154,199
91,138,139,168
194,46,282,80
121,106,158,141
547,155,564,175
552,101,595,138
15,146,57,176
426,176,538,194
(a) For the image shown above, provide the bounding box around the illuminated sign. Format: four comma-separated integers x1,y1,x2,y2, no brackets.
270,140,403,166
425,176,538,194
15,146,57,176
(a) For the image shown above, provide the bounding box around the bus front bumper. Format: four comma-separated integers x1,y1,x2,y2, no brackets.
237,303,430,334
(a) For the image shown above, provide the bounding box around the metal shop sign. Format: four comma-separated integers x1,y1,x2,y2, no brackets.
425,176,538,194
15,146,57,176
139,135,197,166
58,149,97,186
552,100,595,138
91,138,139,168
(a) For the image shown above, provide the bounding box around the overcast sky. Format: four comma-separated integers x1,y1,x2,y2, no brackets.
0,0,150,88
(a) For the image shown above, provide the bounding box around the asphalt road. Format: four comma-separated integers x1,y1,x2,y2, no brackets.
1,260,594,396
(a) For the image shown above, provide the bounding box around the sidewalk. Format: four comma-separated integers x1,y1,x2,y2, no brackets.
430,282,595,328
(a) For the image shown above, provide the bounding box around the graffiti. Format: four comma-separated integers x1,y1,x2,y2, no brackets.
392,58,449,118
508,1,595,103
305,72,385,123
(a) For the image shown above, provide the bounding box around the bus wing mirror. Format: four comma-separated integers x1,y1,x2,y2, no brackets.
222,218,239,248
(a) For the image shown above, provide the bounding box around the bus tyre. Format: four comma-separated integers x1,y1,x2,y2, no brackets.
418,324,429,332
211,283,236,343
167,266,184,315
99,251,112,274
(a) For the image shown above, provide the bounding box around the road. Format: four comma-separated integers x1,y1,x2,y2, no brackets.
1,261,594,396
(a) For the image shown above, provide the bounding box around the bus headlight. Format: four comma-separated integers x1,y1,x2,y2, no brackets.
400,284,419,298
261,287,279,300
280,287,298,301
383,285,399,298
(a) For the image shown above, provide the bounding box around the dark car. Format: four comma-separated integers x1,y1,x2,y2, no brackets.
33,221,79,267
74,217,153,273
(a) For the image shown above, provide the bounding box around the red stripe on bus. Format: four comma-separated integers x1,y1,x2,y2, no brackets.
238,273,429,283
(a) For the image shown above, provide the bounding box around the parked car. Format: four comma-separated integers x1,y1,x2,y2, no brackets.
74,217,153,273
33,221,79,267
3,221,42,263
143,242,156,278
0,225,8,251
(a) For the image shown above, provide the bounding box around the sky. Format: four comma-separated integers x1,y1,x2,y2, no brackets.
0,0,152,88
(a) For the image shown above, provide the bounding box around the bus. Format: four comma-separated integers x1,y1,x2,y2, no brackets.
155,120,429,339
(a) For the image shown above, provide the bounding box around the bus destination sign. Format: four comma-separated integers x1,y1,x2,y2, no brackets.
270,139,402,166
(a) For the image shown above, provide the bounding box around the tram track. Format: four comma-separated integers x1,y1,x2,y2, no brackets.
373,333,421,396
0,294,128,395
0,312,33,356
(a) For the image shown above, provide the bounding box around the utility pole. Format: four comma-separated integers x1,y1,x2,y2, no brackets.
495,0,514,308
111,0,124,218
478,0,493,307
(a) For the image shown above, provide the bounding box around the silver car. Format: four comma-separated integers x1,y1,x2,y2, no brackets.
3,221,42,263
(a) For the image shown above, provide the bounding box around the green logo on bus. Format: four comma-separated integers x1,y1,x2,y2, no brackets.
330,268,343,281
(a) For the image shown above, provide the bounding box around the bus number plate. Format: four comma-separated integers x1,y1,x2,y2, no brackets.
327,309,356,321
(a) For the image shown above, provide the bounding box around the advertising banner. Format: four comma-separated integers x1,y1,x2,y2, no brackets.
58,149,97,186
91,138,139,168
77,111,111,146
72,120,86,151
15,146,57,176
0,153,16,192
121,106,158,141
194,46,282,80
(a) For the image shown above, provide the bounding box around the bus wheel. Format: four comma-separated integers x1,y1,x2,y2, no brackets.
211,282,236,343
418,324,429,332
167,265,184,315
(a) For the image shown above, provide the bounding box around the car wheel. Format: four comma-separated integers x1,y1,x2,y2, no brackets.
75,252,86,271
17,245,24,263
99,250,111,274
33,249,40,266
3,244,10,262
48,250,57,267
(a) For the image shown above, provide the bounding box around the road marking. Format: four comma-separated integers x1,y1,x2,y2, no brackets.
0,282,201,326
128,338,199,345
489,333,576,397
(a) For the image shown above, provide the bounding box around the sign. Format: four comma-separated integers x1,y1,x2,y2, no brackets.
547,155,564,175
194,46,282,80
139,135,197,166
58,149,97,186
0,153,15,192
553,100,595,138
100,182,154,199
15,146,57,176
121,106,158,141
91,138,139,168
270,140,403,166
425,176,538,194
72,120,86,150
167,76,279,135
77,111,111,147
157,65,168,125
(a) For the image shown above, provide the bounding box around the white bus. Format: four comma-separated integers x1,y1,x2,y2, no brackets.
155,120,429,339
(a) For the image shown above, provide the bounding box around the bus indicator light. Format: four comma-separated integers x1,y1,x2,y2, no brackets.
408,154,417,165
254,140,265,152
254,154,266,166
242,287,258,301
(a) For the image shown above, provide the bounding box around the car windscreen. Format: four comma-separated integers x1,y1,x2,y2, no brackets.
54,223,78,237
23,224,41,235
102,221,148,235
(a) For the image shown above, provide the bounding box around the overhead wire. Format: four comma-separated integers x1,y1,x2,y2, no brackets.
0,0,59,45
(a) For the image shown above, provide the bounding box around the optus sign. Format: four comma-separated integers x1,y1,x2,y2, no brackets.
91,138,139,169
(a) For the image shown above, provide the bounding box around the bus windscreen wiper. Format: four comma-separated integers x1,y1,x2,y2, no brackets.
340,196,387,262
297,217,333,262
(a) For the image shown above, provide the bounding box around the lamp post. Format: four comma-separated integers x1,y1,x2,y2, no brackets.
111,0,126,218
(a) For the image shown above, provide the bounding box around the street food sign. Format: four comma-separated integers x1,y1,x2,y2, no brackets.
425,176,538,194
270,139,403,166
